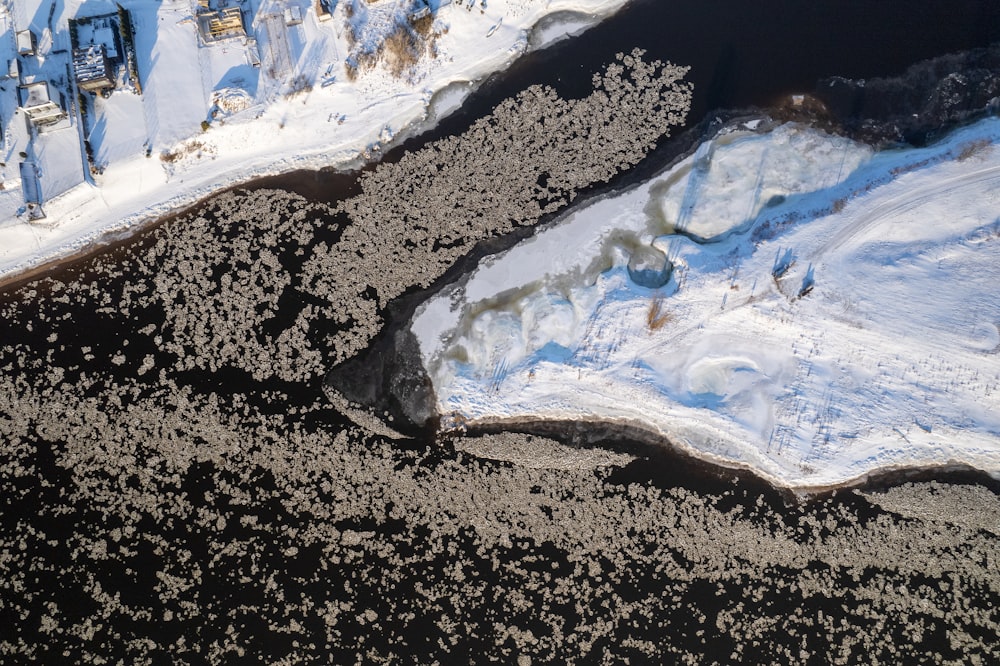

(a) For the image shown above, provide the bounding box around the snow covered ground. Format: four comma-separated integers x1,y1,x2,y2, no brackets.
0,0,628,283
413,117,1000,489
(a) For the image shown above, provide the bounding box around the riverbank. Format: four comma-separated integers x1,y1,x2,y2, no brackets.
456,417,1000,502
417,115,1000,491
1,4,998,661
0,0,628,288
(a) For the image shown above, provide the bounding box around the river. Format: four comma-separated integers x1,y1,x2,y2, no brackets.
0,0,998,662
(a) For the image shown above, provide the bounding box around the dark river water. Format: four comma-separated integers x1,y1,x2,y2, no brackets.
3,0,1000,662
263,0,1000,206
495,0,1000,117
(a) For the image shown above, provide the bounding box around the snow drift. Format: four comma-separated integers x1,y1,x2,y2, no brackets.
413,118,1000,489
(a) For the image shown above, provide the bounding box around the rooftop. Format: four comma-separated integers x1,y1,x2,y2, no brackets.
73,44,113,88
197,7,246,43
21,81,52,108
15,30,35,55
20,82,69,129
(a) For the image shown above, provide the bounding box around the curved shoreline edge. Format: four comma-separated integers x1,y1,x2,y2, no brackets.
324,40,1000,496
0,0,629,291
449,414,1000,500
415,114,1000,495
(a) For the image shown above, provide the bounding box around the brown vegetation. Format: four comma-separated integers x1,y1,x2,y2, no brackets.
343,1,444,80
411,12,433,37
382,23,424,76
284,74,314,98
159,140,213,163
647,295,671,330
349,21,429,79
957,138,991,161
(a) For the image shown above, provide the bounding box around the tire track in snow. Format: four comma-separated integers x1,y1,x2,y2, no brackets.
812,162,1000,260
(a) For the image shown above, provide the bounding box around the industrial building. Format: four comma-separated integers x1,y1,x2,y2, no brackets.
197,7,246,43
19,82,66,128
73,44,114,92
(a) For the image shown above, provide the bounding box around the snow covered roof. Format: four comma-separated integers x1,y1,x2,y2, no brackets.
15,30,35,56
19,163,43,211
20,82,67,127
197,7,246,43
20,81,52,108
73,44,113,91
315,0,335,20
284,6,303,25
71,15,121,60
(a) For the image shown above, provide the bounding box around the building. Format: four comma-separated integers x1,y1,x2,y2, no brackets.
197,7,246,43
19,162,46,220
315,0,335,21
19,82,66,128
73,44,114,92
246,38,261,67
284,6,303,25
15,30,36,56
19,163,41,204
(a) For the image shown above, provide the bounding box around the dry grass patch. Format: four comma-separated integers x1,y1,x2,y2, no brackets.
647,295,671,330
957,138,991,161
159,139,217,165
344,2,442,80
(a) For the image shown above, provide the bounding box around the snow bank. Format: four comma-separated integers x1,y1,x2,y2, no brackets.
414,118,1000,489
0,0,629,284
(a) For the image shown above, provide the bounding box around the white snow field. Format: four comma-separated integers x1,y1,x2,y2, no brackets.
0,0,628,283
413,118,1000,489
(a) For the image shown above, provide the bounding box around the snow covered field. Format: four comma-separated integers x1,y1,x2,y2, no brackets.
0,0,627,283
414,118,1000,489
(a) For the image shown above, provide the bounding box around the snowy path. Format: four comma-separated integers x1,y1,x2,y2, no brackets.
812,161,1000,259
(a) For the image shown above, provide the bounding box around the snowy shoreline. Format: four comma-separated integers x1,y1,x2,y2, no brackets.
416,116,1000,490
0,0,628,288
457,413,1000,496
